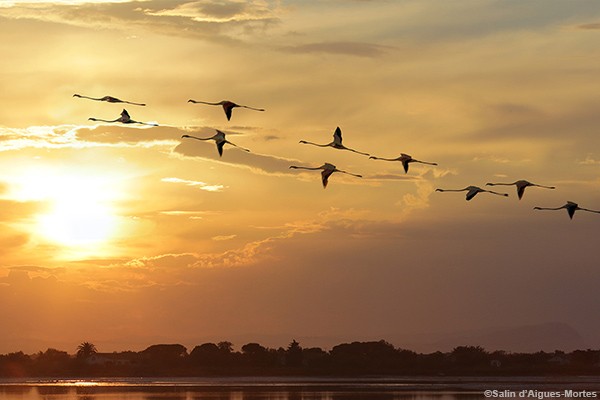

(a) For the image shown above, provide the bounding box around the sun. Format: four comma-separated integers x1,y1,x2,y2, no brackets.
38,195,116,246
9,167,126,256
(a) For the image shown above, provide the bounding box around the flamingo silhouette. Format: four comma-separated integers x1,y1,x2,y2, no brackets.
74,94,145,106
299,127,370,156
289,163,362,188
181,130,250,157
435,186,508,201
534,201,600,219
369,153,437,173
486,180,555,200
187,99,264,121
88,109,157,126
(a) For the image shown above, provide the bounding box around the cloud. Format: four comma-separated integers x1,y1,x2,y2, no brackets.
70,208,379,290
367,174,420,182
124,239,273,273
174,129,301,175
578,155,600,165
461,101,600,144
0,0,282,43
161,177,224,192
0,198,42,257
148,0,278,24
0,125,80,152
158,210,215,219
212,234,236,241
0,124,179,152
577,23,600,30
282,41,394,58
0,198,45,221
0,0,138,5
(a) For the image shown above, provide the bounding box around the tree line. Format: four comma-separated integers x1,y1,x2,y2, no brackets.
1,340,599,377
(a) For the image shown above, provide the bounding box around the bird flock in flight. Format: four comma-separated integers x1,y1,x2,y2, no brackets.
73,93,600,220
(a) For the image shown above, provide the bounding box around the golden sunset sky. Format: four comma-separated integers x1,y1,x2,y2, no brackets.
1,0,599,354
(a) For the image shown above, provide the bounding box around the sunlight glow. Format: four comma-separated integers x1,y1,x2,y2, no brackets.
8,167,125,254
0,0,139,7
38,200,116,246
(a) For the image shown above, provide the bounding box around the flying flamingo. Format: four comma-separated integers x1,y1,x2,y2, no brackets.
533,201,600,219
187,99,265,121
369,153,437,173
73,94,146,106
299,127,370,156
289,163,362,188
88,109,158,126
435,186,508,201
486,180,555,200
181,130,250,157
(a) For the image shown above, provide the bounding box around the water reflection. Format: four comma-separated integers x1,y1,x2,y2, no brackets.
4,377,600,400
0,387,483,400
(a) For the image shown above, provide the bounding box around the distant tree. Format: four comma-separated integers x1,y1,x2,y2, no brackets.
285,340,303,367
302,347,328,370
142,344,187,359
330,340,400,372
0,352,32,377
217,341,234,353
451,346,488,370
140,344,188,375
242,343,267,355
34,348,72,375
76,342,98,359
189,343,220,365
241,342,275,369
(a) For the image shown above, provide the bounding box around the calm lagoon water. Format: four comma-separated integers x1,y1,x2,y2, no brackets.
1,377,599,400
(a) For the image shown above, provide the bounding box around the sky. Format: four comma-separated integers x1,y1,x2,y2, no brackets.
0,0,600,355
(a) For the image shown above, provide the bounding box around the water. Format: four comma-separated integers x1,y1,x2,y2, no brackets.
0,377,599,400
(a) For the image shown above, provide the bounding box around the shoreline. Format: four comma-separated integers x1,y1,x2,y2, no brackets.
1,376,600,392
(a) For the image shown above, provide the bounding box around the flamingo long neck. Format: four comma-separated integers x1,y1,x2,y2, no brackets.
191,100,220,106
90,118,117,123
81,95,102,101
301,141,330,147
295,166,322,171
442,188,468,192
184,135,211,141
370,156,395,161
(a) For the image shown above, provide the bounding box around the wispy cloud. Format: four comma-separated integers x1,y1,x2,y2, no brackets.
158,210,216,218
0,0,282,42
0,0,139,5
147,0,279,24
576,22,600,30
212,234,236,241
578,154,600,165
175,130,301,176
0,125,179,152
282,41,394,58
161,177,224,192
368,174,419,182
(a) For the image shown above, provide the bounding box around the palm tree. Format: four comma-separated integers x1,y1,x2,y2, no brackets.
76,342,98,359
